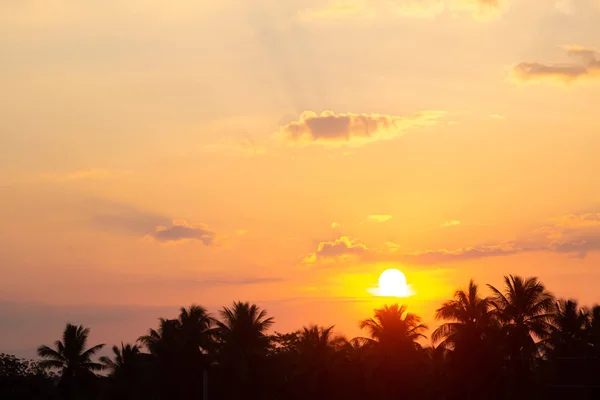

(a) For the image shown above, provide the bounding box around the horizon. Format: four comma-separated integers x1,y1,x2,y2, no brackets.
2,0,600,361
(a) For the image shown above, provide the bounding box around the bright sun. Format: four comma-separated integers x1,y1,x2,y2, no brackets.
372,268,413,297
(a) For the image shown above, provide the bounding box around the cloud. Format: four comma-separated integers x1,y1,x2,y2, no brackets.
303,236,368,264
441,220,461,227
89,200,216,246
153,221,216,245
303,211,600,266
511,46,600,85
331,222,342,229
367,214,393,223
278,110,445,147
296,0,507,22
489,114,506,120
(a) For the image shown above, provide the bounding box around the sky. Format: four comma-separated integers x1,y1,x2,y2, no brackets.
2,0,600,358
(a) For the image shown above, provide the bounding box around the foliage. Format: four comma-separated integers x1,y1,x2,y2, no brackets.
9,274,600,400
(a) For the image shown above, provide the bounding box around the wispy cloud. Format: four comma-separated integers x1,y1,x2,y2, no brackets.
511,46,600,85
277,110,446,147
89,200,217,246
303,210,600,266
366,214,393,223
441,220,462,227
489,114,506,120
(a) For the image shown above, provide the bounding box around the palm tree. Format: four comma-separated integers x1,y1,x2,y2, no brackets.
212,301,274,399
138,305,213,400
432,279,494,349
297,325,346,354
100,343,145,400
359,304,428,399
293,325,346,399
99,343,140,376
546,299,587,358
432,280,501,398
487,275,555,387
585,305,600,357
359,304,427,349
37,323,104,399
213,301,274,355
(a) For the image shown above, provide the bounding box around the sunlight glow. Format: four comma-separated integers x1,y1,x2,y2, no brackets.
369,268,414,298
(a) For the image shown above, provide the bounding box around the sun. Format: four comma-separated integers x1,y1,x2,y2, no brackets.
370,268,413,297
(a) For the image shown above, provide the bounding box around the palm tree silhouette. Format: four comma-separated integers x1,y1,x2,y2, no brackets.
359,304,428,399
546,299,587,358
138,305,213,400
432,279,494,349
359,304,427,349
212,301,274,399
432,280,500,398
37,323,104,400
488,275,555,394
100,343,140,374
100,343,146,400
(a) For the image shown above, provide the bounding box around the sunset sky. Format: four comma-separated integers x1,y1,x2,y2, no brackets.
2,0,600,357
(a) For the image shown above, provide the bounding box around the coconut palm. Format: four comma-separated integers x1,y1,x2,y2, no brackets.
99,343,140,376
297,325,346,355
212,302,274,399
37,323,104,399
213,301,274,355
99,343,147,400
138,305,213,400
433,280,502,398
487,275,555,380
432,279,495,349
359,304,427,349
585,305,600,356
359,304,428,399
546,299,587,358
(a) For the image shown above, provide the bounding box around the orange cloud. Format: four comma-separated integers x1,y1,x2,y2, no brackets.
303,210,600,266
303,236,367,264
278,110,445,147
511,46,600,85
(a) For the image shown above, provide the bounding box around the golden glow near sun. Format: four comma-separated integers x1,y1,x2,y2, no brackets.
369,268,414,297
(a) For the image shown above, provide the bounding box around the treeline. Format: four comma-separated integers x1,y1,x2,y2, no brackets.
2,275,600,400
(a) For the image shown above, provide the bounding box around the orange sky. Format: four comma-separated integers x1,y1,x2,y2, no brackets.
2,0,600,357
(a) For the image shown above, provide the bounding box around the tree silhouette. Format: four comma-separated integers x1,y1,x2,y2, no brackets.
37,323,104,400
138,305,212,400
546,299,587,358
432,279,502,398
488,275,555,397
99,343,148,400
360,304,427,349
359,304,429,399
211,301,274,399
18,277,600,400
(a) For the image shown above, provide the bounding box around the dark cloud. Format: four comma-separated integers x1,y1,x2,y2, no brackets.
512,46,600,84
153,222,216,245
279,110,445,147
87,199,215,245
